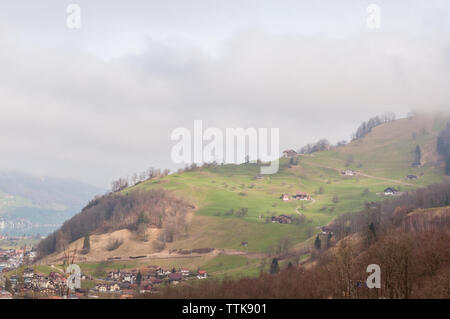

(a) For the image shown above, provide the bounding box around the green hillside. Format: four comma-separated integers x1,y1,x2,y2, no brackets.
39,114,449,278
127,114,447,253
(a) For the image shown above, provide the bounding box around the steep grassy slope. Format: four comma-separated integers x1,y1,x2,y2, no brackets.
127,114,448,253
301,114,445,184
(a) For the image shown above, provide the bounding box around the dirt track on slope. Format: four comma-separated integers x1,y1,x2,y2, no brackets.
304,161,415,186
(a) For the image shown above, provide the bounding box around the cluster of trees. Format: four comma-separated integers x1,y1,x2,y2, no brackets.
37,189,192,258
106,238,124,251
437,123,450,175
266,236,294,258
111,167,170,192
176,162,223,174
297,113,396,155
352,112,396,140
298,139,349,155
219,207,249,217
298,139,334,155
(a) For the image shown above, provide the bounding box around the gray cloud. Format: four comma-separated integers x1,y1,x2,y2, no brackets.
0,1,449,187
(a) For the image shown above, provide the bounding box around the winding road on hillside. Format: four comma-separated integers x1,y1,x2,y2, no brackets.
295,203,312,217
355,171,415,186
303,161,415,187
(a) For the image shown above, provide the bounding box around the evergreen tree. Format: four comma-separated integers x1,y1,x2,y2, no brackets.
5,278,13,293
314,235,321,250
352,113,395,140
327,232,332,248
437,125,450,175
270,258,280,274
446,157,450,175
82,234,90,254
414,145,421,165
136,271,142,286
367,222,377,246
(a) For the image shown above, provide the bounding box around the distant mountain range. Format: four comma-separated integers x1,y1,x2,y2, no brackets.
0,171,104,236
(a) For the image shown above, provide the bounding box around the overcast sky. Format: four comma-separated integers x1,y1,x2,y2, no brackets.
0,1,449,188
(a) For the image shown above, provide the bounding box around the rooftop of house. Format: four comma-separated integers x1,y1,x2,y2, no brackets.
168,273,183,280
283,149,298,157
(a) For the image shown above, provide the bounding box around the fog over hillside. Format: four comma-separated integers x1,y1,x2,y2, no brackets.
1,1,450,187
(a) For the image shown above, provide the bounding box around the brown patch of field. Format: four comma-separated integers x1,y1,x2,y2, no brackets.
43,228,161,264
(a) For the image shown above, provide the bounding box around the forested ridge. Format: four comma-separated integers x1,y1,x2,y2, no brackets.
37,189,192,258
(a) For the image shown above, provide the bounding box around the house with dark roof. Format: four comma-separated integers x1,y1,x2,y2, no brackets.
271,215,293,224
320,226,333,234
383,187,398,195
292,192,310,200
